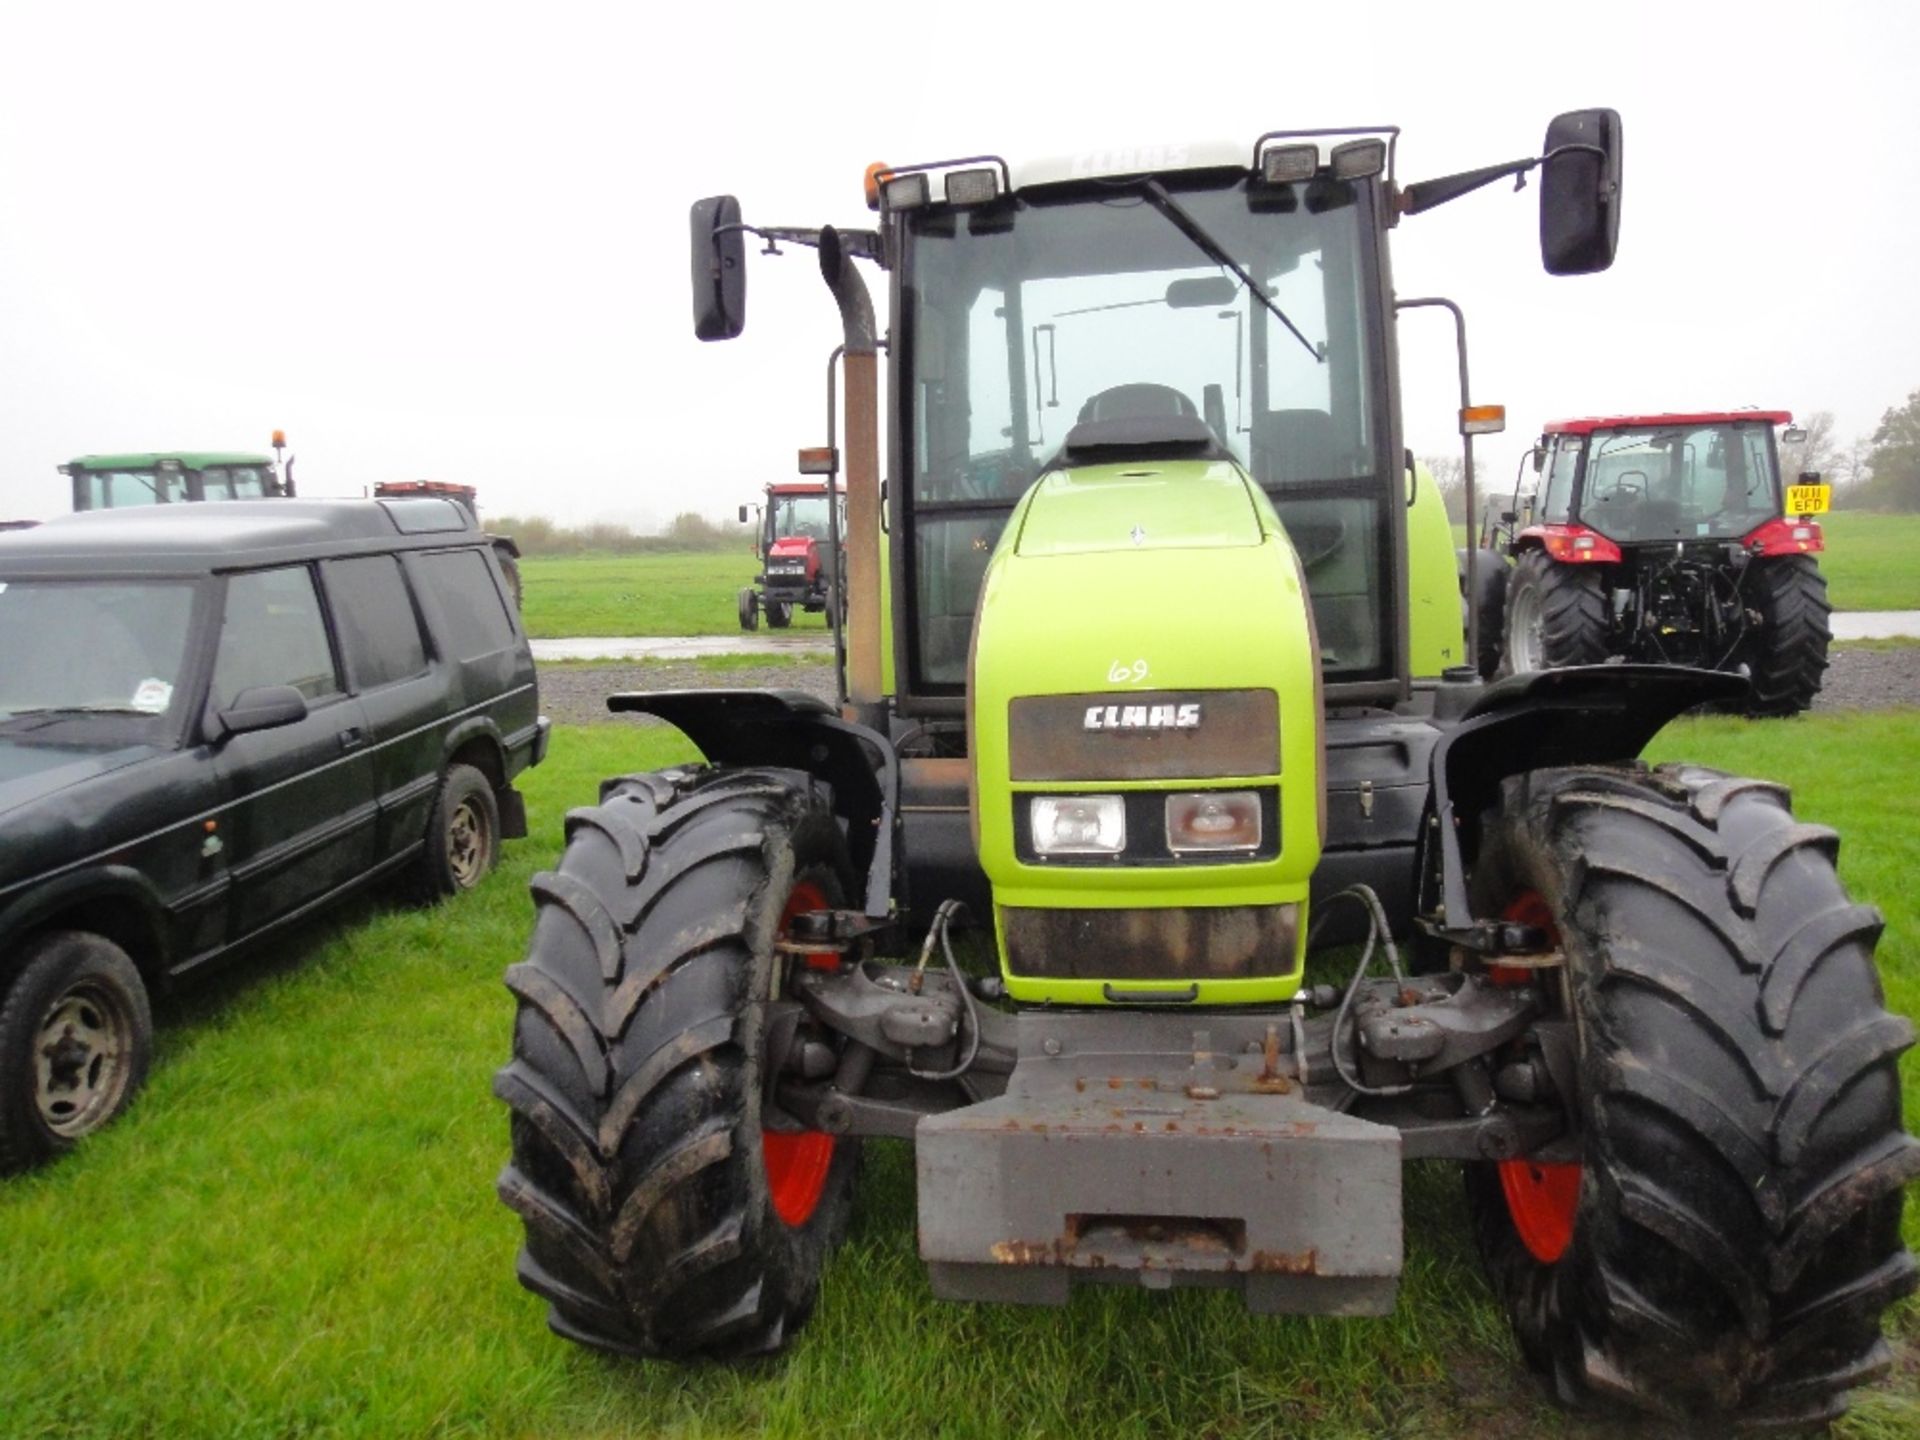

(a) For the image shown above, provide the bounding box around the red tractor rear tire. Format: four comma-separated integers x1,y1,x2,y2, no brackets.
1743,555,1831,716
1500,548,1609,674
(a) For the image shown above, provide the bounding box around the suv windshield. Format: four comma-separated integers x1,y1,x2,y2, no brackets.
905,172,1382,688
0,579,196,730
1578,423,1780,543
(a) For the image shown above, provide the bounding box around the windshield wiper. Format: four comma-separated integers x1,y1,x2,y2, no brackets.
1139,180,1321,364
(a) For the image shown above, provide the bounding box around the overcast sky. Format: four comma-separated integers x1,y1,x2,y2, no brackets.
3,1,1915,527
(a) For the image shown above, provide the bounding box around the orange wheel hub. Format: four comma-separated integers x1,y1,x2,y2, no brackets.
764,879,836,1228
1494,889,1581,1264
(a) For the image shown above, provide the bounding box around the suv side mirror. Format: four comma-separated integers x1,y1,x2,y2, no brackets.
690,195,747,341
1540,108,1622,275
217,685,308,738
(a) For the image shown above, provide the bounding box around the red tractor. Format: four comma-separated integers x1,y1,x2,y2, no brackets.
1477,410,1831,714
736,480,842,629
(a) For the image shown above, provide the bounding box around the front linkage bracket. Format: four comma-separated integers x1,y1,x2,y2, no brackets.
1415,663,1748,954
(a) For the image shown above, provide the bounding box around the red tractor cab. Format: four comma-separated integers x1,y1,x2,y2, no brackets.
1476,411,1830,713
737,481,843,629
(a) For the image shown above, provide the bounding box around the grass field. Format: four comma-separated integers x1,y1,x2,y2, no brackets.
518,551,829,639
2,716,1915,1438
526,513,1918,642
1818,512,1920,612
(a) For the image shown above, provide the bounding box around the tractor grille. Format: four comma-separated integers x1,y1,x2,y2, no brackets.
1007,690,1278,782
1001,904,1299,982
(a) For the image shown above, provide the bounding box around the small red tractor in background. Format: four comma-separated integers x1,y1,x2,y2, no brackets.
372,480,523,610
1474,410,1831,713
736,479,843,629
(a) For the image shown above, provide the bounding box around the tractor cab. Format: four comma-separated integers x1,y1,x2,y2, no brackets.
1531,411,1823,552
62,449,288,511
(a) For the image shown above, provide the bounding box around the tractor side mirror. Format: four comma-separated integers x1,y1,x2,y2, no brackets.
1531,445,1546,473
1782,426,1808,445
738,504,750,524
690,195,747,341
1539,108,1622,275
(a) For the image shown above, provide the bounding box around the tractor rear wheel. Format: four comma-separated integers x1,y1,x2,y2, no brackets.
1744,555,1831,716
737,587,759,631
1501,548,1608,674
496,767,859,1359
766,601,793,629
1460,548,1509,680
1466,763,1918,1427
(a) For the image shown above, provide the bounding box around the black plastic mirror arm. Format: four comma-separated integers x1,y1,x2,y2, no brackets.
1401,142,1610,217
1399,157,1537,216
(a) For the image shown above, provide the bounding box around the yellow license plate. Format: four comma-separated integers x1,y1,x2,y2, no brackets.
1786,483,1831,516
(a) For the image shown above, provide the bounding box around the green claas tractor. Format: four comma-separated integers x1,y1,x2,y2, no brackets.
496,115,1917,1426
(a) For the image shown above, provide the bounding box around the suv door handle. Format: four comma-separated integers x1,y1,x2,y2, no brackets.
338,726,366,752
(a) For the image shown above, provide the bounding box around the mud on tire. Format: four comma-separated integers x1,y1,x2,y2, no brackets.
495,766,859,1359
1744,555,1831,717
1466,762,1919,1427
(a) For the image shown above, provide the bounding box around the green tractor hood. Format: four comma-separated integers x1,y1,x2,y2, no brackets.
969,456,1325,1005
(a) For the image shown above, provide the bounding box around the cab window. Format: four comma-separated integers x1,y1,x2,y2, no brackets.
1539,439,1580,522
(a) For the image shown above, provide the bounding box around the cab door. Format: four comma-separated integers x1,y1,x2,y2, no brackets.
208,564,377,939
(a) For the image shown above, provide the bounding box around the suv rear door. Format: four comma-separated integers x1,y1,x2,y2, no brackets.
318,553,443,863
209,564,377,938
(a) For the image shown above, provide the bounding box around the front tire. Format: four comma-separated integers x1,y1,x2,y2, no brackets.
496,767,858,1359
765,600,793,629
1467,763,1918,1426
0,932,154,1174
737,587,759,631
1501,548,1608,674
1744,555,1831,716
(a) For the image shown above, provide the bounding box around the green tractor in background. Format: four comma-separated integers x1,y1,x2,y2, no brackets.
60,433,295,510
496,115,1916,1426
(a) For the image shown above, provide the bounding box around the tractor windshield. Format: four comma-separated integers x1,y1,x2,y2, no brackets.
901,172,1386,690
1577,423,1780,544
71,464,273,510
771,492,835,542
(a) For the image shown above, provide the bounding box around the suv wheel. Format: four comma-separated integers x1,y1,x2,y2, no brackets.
411,763,500,901
0,932,154,1174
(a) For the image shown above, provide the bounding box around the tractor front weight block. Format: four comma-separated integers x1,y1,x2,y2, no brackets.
917,1010,1402,1315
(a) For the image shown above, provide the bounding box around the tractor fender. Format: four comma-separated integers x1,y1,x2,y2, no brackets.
1416,664,1747,953
606,688,899,919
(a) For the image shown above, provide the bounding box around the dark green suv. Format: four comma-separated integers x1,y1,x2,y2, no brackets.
0,498,548,1170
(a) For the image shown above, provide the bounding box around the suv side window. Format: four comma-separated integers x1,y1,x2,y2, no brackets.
212,566,342,709
1539,439,1581,522
323,555,427,690
414,549,514,660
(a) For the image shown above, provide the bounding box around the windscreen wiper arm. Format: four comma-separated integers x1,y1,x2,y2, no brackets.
1140,179,1321,364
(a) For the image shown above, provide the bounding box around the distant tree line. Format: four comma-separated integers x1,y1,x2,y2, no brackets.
488,510,745,555
1421,388,1920,521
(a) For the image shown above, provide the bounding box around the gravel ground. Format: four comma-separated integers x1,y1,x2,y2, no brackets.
536,647,1920,727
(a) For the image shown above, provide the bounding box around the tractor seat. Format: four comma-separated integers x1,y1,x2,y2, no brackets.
1077,384,1199,424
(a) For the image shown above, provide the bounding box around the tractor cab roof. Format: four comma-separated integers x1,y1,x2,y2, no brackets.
1544,412,1792,437
63,451,274,472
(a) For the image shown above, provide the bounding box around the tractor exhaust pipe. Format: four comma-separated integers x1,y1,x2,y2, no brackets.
818,226,884,709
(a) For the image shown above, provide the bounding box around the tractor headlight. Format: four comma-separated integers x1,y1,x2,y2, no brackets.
1165,791,1261,853
1029,795,1125,856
